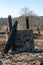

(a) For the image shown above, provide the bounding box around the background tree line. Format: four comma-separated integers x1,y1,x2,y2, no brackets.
0,7,43,32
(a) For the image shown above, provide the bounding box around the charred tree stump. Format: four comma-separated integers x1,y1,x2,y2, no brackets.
26,16,29,29
4,21,18,53
8,15,12,32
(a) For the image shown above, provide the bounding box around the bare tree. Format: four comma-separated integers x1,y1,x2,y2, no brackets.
20,7,36,29
20,7,36,17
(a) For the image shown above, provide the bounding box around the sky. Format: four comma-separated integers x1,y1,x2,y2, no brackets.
0,0,43,18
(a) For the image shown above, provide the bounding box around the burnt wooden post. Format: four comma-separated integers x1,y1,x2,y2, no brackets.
37,27,40,35
8,15,12,32
4,21,18,53
26,16,29,29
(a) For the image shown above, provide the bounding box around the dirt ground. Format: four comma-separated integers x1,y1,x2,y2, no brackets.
0,34,43,65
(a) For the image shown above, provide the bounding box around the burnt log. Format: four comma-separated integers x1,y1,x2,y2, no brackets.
4,21,18,53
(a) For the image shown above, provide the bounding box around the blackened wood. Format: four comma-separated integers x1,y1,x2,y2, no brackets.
26,17,29,29
8,15,12,32
37,27,40,35
4,21,18,53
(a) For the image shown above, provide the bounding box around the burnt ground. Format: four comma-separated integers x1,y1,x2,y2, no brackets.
0,36,43,65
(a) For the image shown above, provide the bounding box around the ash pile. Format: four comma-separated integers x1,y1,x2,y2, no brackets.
14,29,34,52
